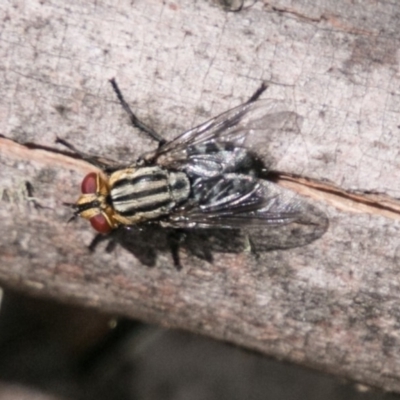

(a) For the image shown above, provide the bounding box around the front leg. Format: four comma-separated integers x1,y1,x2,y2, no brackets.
56,137,136,173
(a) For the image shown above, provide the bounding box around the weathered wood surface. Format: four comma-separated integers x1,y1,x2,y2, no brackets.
1,0,400,392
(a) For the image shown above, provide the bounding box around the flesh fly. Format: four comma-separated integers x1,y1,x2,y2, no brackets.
58,79,327,269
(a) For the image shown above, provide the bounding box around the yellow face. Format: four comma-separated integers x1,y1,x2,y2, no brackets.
75,172,118,233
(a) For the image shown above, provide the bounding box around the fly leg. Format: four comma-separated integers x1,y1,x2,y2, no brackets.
246,81,268,104
110,78,267,145
88,232,117,253
167,230,187,270
56,137,110,169
109,78,166,146
56,138,129,173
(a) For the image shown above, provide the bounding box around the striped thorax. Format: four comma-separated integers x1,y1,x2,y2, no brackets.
76,166,190,233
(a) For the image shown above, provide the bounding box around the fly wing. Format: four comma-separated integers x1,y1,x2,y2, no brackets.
166,175,327,250
167,174,326,229
152,99,302,171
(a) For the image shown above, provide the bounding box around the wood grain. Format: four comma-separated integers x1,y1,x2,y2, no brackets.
1,0,400,392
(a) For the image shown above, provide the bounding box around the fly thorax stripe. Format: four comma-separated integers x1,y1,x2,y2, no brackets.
111,167,172,216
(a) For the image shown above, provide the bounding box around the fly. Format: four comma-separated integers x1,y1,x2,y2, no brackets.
58,79,327,269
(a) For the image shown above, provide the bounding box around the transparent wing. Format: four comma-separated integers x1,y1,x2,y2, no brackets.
151,99,302,171
166,174,326,232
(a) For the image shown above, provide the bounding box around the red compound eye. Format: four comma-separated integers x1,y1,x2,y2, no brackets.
81,172,98,194
89,214,112,234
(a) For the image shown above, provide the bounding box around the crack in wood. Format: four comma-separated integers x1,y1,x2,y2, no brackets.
2,136,400,220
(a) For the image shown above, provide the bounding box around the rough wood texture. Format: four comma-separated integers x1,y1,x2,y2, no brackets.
1,0,400,392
